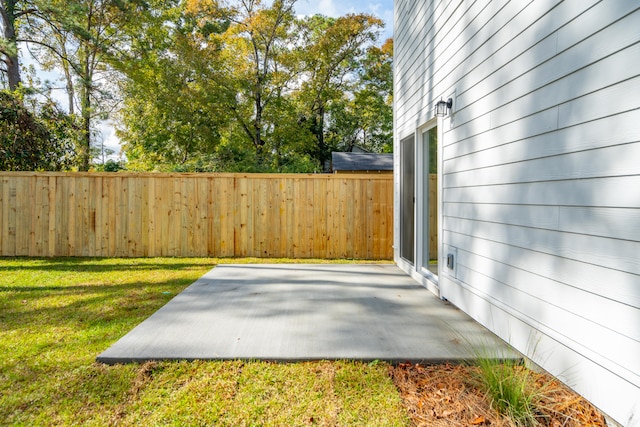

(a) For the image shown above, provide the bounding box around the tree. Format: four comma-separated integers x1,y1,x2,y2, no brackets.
295,13,383,164
202,0,310,168
0,0,37,90
326,38,393,153
118,32,227,170
117,0,230,171
120,0,318,172
23,0,127,170
22,4,76,112
116,1,390,172
0,0,20,89
356,38,393,152
0,90,79,170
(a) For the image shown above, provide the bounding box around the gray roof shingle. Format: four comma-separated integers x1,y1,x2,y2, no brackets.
331,152,394,171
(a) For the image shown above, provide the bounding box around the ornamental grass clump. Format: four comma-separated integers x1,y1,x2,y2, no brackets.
473,358,539,427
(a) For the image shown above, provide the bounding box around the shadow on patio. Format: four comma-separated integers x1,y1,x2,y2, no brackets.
97,264,514,364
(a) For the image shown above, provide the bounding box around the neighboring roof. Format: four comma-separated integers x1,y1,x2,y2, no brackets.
331,152,394,172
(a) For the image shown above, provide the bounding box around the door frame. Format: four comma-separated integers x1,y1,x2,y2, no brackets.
416,119,439,286
395,117,442,297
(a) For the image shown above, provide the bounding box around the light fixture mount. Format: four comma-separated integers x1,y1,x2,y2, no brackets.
434,98,453,117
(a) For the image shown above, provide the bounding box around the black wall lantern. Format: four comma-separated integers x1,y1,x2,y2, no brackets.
434,98,453,117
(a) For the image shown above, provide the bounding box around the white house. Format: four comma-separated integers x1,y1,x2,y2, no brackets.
393,1,640,425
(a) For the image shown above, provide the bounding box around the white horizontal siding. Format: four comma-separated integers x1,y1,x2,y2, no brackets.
397,0,529,130
396,0,639,132
441,276,640,427
445,227,640,308
399,0,640,136
445,38,640,144
444,141,640,187
446,217,640,275
444,108,640,172
443,175,640,208
396,0,504,96
452,3,640,130
454,257,640,383
446,234,640,347
398,0,555,125
445,203,640,243
394,0,640,424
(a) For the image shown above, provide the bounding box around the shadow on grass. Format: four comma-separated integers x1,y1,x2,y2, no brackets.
0,279,196,331
0,259,413,426
0,257,213,273
0,281,192,293
0,257,215,367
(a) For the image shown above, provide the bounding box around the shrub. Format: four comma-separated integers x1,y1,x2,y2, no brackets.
0,90,80,171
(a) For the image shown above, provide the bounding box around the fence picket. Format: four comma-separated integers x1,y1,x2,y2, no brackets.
0,172,394,259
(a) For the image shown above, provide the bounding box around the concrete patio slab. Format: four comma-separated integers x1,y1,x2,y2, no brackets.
97,264,513,364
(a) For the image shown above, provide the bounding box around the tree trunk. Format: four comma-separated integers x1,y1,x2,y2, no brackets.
254,89,265,167
57,33,75,115
78,46,92,171
80,112,90,171
309,104,328,167
5,50,20,90
317,105,326,162
65,66,75,116
0,0,22,90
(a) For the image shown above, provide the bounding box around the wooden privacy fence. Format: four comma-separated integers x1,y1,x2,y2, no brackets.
0,172,393,259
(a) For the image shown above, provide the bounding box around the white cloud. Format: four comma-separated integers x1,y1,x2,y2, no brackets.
297,0,365,18
368,2,382,14
296,0,337,17
316,0,340,16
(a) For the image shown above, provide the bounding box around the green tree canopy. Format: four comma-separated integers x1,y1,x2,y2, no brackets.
117,0,389,172
326,38,393,154
1,0,393,172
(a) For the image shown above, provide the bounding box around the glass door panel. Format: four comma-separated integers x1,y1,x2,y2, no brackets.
400,135,415,264
421,126,438,275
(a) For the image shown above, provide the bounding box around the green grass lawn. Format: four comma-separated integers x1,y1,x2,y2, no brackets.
0,257,408,426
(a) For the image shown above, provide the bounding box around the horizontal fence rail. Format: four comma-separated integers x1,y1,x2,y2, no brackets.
0,172,394,259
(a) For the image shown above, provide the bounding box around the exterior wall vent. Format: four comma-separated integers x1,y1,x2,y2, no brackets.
444,246,458,280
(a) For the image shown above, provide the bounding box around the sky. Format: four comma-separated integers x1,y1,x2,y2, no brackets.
33,0,394,162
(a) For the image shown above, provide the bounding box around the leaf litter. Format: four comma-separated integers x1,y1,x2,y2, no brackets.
389,363,607,427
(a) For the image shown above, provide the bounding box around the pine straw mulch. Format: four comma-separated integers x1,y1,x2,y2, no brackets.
389,363,607,427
